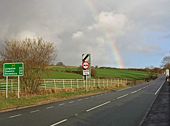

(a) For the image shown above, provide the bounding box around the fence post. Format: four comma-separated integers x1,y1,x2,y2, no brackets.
94,79,95,87
44,79,47,90
77,79,79,89
84,80,85,88
99,79,101,87
102,79,104,87
118,78,120,87
63,79,65,89
54,79,57,90
71,80,73,89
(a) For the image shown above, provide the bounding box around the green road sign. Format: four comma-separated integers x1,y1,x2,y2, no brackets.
3,63,24,77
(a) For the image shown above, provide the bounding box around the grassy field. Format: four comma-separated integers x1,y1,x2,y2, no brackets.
0,65,154,80
96,68,150,80
45,66,153,80
42,71,82,79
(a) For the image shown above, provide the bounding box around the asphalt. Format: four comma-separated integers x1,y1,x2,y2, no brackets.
141,80,170,126
0,76,166,126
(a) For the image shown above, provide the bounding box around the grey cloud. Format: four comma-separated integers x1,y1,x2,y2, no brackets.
0,0,170,67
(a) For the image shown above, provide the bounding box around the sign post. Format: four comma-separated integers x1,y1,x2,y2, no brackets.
6,76,8,98
166,69,170,83
3,63,24,98
82,54,91,79
82,54,91,91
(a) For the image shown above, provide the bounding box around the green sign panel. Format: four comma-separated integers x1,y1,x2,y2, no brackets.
3,63,24,77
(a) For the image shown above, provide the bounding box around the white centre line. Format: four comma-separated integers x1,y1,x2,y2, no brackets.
50,119,68,126
131,90,137,94
30,110,40,113
116,94,129,99
155,82,164,95
58,103,65,106
137,88,142,92
86,101,111,112
9,114,22,118
46,106,54,109
142,85,148,89
69,101,74,104
78,99,82,101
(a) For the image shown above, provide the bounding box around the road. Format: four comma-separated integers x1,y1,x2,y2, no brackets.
0,76,165,126
141,80,170,126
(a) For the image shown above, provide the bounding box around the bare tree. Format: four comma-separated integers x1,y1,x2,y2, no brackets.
0,38,56,93
162,56,170,68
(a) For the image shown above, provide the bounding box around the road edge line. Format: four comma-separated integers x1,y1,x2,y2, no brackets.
138,80,166,126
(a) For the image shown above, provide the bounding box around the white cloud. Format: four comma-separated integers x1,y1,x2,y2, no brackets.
0,0,169,67
89,11,129,37
72,31,84,39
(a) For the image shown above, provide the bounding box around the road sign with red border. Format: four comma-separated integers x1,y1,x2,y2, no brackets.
82,61,90,70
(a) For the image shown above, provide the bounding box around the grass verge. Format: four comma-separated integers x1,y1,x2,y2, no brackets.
0,86,129,112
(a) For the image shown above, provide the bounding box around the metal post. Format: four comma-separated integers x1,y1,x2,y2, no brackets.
10,79,12,93
85,76,87,91
6,76,8,98
44,80,47,90
77,79,79,89
103,79,104,87
63,80,65,89
54,79,56,90
71,80,73,89
18,76,20,98
118,78,120,87
94,79,95,87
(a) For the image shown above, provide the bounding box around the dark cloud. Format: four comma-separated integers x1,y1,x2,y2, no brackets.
0,0,170,67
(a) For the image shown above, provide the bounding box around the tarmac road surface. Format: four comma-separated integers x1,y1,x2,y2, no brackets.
0,76,165,126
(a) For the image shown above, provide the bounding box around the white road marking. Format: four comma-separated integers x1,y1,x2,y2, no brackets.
131,90,137,94
78,99,82,101
69,101,74,104
85,98,89,100
46,106,54,109
59,103,65,106
50,119,68,126
30,110,40,113
131,86,147,94
86,101,111,112
155,82,164,95
142,85,148,89
74,113,78,116
116,94,129,99
137,88,142,92
9,114,22,118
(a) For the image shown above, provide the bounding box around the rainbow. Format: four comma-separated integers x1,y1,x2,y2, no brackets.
85,0,125,68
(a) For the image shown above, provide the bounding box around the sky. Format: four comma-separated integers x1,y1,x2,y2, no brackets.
0,0,170,68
